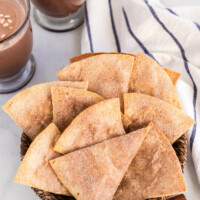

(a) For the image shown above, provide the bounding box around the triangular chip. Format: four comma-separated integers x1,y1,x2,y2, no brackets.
3,81,88,140
70,52,180,86
54,98,125,154
52,87,104,132
50,125,152,200
57,54,135,99
14,123,70,196
129,52,182,109
114,124,187,200
124,93,194,144
52,87,132,132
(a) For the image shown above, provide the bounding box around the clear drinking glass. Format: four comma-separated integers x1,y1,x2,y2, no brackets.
0,0,35,94
31,0,85,31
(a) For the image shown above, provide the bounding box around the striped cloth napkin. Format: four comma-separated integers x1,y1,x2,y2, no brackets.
81,0,200,184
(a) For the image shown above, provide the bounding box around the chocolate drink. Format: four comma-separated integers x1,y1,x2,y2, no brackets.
31,0,85,17
0,0,33,78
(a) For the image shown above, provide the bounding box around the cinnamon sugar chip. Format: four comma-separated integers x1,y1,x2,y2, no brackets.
54,98,126,154
57,54,135,100
14,123,71,196
124,93,194,144
52,87,104,132
50,125,151,200
2,81,89,140
114,124,187,200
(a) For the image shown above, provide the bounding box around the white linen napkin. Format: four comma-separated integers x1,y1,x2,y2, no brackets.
81,0,200,184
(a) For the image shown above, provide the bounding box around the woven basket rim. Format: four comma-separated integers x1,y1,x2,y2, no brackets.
20,132,187,200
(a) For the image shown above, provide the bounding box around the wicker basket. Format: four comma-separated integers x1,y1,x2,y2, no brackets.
20,132,187,200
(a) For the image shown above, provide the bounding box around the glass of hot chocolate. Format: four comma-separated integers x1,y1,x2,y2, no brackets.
31,0,85,31
0,0,35,94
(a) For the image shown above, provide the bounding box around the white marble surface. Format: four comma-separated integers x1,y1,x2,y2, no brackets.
0,1,200,200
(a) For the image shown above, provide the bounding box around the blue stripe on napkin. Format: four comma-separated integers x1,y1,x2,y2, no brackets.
122,7,155,60
85,2,94,52
108,0,121,52
167,8,200,31
166,8,177,15
145,0,197,150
